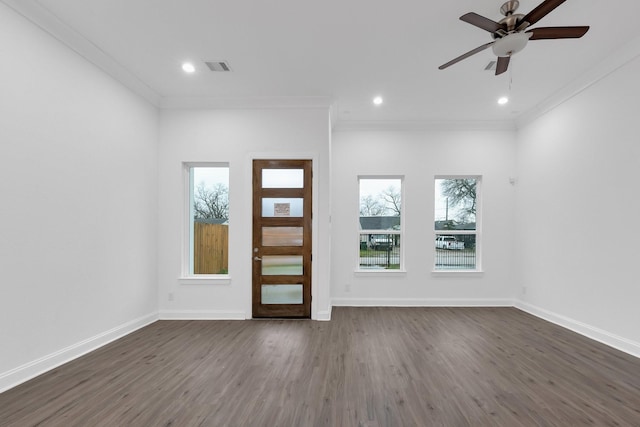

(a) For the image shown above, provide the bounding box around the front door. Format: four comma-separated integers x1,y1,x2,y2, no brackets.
252,159,312,318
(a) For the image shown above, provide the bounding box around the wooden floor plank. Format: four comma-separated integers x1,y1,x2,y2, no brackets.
1,307,639,426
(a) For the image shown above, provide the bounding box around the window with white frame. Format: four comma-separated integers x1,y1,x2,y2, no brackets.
358,177,403,270
185,164,229,276
434,176,480,271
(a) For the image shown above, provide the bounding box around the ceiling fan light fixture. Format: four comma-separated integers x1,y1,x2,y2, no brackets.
492,32,531,57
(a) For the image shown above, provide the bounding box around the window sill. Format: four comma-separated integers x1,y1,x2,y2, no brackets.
431,270,484,277
354,269,407,277
178,275,231,285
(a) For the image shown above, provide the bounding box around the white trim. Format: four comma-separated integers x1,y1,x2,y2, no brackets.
430,270,484,276
316,307,332,321
514,301,640,359
516,33,640,129
354,270,407,276
1,0,161,106
331,298,513,307
181,162,230,279
334,119,516,132
160,96,333,110
178,275,231,285
434,176,482,272
0,312,158,393
159,310,247,320
6,0,640,128
357,176,405,272
433,230,475,235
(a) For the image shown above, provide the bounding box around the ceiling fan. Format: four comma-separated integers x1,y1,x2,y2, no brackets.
439,0,589,75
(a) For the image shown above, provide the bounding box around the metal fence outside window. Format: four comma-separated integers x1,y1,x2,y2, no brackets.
434,247,476,269
359,234,400,269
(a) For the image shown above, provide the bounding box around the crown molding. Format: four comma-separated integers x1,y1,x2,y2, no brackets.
333,119,517,132
159,95,333,110
1,0,162,106
7,0,638,129
516,34,640,129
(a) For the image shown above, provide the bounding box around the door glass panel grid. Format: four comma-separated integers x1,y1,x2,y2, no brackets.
262,169,304,188
262,198,303,217
261,255,303,275
261,284,303,304
262,227,303,246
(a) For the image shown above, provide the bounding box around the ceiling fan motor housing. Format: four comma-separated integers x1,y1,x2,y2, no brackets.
497,13,525,34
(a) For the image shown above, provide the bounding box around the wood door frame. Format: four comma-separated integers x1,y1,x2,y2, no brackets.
252,159,313,318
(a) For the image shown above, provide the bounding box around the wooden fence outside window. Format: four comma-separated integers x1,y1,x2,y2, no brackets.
194,222,229,274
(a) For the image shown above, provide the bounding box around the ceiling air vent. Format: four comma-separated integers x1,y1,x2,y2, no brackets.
485,61,496,71
205,60,232,72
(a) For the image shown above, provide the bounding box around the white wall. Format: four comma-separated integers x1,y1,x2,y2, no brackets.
0,4,159,391
331,129,517,305
157,108,332,320
515,56,640,356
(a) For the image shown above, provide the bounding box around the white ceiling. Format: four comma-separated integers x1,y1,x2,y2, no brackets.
5,0,640,127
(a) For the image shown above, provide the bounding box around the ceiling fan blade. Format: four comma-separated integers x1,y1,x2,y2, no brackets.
527,26,590,40
438,42,495,70
517,0,567,30
495,56,510,75
460,13,506,33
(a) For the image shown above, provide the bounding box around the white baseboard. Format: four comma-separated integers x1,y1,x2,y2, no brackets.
159,310,247,320
315,306,332,321
331,298,514,307
514,300,640,359
0,312,158,394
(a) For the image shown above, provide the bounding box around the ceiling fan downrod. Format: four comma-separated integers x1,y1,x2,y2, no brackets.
500,1,520,16
498,1,525,35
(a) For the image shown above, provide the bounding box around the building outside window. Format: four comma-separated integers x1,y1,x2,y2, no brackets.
434,176,480,271
358,177,403,271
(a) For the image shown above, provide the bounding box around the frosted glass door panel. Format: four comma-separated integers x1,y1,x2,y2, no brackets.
261,284,303,305
262,169,304,188
263,227,303,246
262,198,303,217
261,256,303,275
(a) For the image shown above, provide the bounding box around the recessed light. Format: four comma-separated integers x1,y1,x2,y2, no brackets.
498,96,509,105
373,96,383,105
182,62,196,73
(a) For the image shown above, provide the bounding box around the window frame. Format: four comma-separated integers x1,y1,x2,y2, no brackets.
180,162,231,285
433,175,482,274
356,175,406,274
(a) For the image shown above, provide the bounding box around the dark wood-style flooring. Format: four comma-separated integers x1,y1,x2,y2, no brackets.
1,307,639,426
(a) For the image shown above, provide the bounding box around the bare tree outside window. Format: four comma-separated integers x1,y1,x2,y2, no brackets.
439,178,476,223
379,185,401,216
193,182,229,220
359,182,402,217
359,194,386,216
